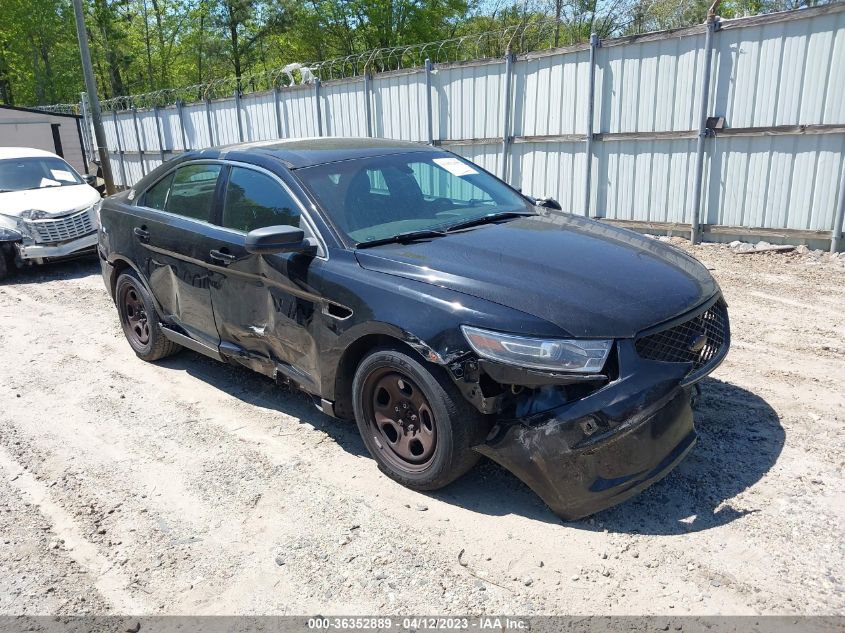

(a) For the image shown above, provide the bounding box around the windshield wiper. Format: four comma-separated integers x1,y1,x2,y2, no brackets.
444,210,536,233
356,229,447,249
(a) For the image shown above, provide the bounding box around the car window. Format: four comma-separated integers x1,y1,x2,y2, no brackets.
142,172,174,210
165,164,221,221
410,161,492,203
367,169,390,195
296,152,530,244
0,156,82,192
222,167,301,233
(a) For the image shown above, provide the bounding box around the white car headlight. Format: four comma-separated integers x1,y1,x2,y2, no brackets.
461,326,612,373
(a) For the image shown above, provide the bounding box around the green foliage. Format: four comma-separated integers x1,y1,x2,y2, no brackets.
0,0,831,106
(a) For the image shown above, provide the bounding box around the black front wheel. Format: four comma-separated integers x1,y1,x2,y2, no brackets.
352,347,489,491
115,271,181,362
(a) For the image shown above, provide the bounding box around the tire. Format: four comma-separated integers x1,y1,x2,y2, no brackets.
0,251,7,281
115,270,181,362
352,347,489,491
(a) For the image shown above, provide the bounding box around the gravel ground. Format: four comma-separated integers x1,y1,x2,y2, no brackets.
0,240,843,616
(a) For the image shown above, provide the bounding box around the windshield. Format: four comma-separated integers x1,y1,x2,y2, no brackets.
295,152,533,244
0,157,83,193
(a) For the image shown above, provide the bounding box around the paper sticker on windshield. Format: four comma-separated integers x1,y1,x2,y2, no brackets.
50,169,76,182
433,157,477,177
39,177,62,187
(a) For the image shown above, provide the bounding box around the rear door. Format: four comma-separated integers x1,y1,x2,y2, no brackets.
206,164,326,389
132,162,223,349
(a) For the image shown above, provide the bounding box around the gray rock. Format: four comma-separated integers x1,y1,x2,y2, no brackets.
523,576,533,586
415,504,428,512
274,555,285,566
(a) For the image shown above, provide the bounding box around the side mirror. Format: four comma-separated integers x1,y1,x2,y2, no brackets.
245,225,315,255
82,174,97,187
535,196,562,210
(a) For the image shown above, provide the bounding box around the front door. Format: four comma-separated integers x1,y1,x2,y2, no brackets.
133,162,222,349
206,165,324,390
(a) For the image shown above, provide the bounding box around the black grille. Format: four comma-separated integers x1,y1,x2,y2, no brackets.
635,300,729,382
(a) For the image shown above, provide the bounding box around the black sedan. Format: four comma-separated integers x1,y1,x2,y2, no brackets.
97,138,729,520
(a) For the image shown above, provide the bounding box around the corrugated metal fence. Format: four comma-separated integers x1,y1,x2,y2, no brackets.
89,3,845,249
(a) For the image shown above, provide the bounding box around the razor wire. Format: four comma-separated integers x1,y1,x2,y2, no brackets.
36,103,82,115
95,15,584,112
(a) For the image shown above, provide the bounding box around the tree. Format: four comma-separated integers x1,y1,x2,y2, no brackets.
1,0,833,106
211,0,291,85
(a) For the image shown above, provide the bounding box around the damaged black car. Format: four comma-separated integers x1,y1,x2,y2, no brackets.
98,138,730,520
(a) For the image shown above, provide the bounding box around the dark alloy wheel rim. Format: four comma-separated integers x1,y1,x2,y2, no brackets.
120,283,150,346
363,369,437,473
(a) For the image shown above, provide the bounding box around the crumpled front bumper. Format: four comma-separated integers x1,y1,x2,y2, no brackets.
17,231,98,261
474,340,698,521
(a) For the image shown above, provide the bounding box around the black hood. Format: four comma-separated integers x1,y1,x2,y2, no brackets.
354,213,718,338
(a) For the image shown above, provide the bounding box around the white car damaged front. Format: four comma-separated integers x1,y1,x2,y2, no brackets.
0,148,101,278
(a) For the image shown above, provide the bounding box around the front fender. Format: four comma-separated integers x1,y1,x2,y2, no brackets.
314,260,565,407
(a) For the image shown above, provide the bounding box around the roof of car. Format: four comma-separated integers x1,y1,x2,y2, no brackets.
194,137,434,169
0,147,62,160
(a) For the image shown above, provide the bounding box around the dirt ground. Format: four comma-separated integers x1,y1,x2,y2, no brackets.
0,239,843,616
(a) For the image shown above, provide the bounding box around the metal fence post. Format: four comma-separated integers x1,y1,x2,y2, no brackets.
315,78,323,136
499,51,515,181
153,106,165,162
583,33,600,216
111,110,128,187
831,157,845,252
131,107,147,177
363,73,373,137
690,8,720,244
273,87,284,138
176,100,190,151
205,98,215,147
234,90,244,142
425,59,434,145
79,92,95,165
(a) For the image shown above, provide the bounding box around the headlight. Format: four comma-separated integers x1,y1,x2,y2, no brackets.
461,326,612,373
0,226,22,241
93,200,102,225
0,214,23,241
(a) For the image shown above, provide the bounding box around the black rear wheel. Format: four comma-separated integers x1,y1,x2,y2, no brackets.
115,271,181,362
353,347,488,491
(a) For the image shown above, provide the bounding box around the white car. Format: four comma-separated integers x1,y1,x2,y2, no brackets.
0,147,101,278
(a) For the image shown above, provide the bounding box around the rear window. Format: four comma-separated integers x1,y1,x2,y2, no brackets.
166,165,221,221
142,173,174,210
140,164,221,222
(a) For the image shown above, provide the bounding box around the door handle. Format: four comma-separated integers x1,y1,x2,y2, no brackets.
209,249,236,265
133,226,150,242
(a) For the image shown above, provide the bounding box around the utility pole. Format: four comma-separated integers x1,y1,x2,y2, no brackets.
71,0,116,194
